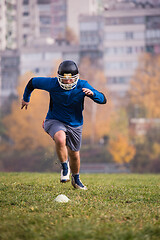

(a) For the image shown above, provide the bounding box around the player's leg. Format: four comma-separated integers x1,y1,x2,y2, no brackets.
67,147,87,190
43,120,70,183
67,148,80,174
54,130,70,182
54,130,68,163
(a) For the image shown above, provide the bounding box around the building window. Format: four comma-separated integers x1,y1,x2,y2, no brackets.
40,16,51,24
105,46,144,56
146,45,154,53
134,32,144,40
106,61,137,70
105,31,145,41
35,68,39,73
40,27,50,34
125,32,133,40
23,23,29,28
133,16,144,24
23,0,29,4
105,16,144,26
126,47,132,53
146,29,160,39
146,16,160,29
105,32,125,41
38,0,51,4
107,76,130,84
23,12,29,16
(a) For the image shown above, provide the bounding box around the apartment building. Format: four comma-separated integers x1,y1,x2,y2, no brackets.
0,0,101,49
2,0,160,105
0,0,101,106
0,0,54,50
50,0,67,40
104,2,160,97
20,43,79,77
0,0,101,51
16,0,100,48
79,1,160,98
79,15,104,66
67,0,100,38
0,0,6,51
0,0,17,51
0,50,20,105
0,42,79,105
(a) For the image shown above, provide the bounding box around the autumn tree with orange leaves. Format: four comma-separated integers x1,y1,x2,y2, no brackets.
108,134,135,164
128,53,160,118
79,57,135,164
107,109,136,164
126,53,160,172
79,57,112,143
3,72,54,152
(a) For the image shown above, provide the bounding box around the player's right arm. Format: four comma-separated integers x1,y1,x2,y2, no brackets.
21,77,53,110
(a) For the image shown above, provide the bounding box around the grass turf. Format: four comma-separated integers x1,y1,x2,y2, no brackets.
0,173,160,240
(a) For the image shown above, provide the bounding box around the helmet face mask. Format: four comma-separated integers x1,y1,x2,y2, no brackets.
57,60,79,90
57,73,79,90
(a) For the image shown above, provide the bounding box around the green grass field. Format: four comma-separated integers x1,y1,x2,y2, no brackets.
0,173,160,240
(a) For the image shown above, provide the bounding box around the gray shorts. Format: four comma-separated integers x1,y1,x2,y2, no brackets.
43,119,83,151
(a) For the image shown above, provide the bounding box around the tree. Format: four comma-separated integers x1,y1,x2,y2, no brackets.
128,53,160,118
107,108,136,164
79,57,112,143
131,125,160,173
3,72,54,152
125,53,160,171
65,27,78,44
108,134,135,164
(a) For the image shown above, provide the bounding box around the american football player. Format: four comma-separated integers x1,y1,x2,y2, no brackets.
21,60,107,190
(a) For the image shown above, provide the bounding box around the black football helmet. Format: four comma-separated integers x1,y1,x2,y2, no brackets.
57,60,79,90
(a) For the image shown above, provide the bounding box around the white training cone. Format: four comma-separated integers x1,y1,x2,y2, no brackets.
54,194,70,203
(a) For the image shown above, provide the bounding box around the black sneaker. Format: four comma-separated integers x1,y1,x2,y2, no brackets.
71,174,87,190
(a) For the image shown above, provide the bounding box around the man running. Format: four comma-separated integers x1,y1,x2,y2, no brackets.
21,60,107,190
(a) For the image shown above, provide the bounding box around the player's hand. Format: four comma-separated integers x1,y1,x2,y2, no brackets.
82,88,93,96
21,99,29,110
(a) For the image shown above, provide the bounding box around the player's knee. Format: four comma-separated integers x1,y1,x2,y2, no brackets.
54,131,66,147
56,138,66,147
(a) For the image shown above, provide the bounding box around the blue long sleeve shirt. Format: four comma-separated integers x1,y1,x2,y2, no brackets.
23,77,107,127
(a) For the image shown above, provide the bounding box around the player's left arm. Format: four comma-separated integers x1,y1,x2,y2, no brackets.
82,81,107,104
